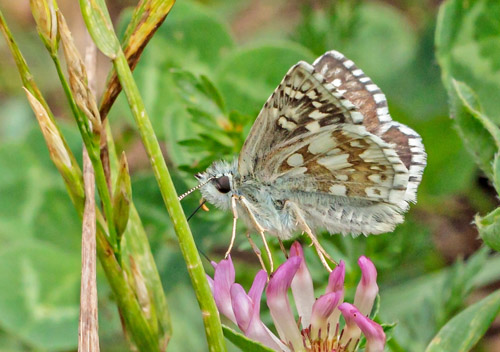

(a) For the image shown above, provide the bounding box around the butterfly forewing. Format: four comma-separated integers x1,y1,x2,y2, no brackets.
238,56,417,208
238,62,360,178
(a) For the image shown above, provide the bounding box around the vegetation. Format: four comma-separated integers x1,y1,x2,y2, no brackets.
0,0,499,351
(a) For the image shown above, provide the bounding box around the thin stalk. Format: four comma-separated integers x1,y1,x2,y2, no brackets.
112,50,226,351
52,53,80,120
51,45,118,249
95,220,160,352
1,9,167,350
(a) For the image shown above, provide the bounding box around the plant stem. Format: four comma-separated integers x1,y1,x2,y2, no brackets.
51,49,118,250
112,49,227,352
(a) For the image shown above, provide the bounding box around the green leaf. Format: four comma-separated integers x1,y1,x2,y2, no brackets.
494,152,500,194
0,241,80,350
425,290,500,352
200,75,227,113
476,207,500,252
222,325,275,352
436,0,500,124
449,80,499,179
113,153,132,241
78,0,120,58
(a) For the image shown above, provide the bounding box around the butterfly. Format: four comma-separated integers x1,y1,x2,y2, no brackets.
180,50,426,271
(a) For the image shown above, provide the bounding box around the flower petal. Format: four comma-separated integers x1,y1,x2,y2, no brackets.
248,270,268,314
354,256,378,316
352,312,386,352
231,283,253,332
213,256,237,324
326,261,345,338
326,260,345,294
246,317,289,351
230,274,287,351
266,256,303,350
290,242,315,328
310,291,342,340
338,303,362,348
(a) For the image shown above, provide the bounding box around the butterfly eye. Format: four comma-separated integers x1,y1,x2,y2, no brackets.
214,175,231,194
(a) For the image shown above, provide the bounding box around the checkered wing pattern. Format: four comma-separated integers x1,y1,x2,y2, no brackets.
237,51,426,234
312,51,426,203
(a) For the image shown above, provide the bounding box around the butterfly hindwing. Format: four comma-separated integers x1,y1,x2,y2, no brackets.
267,124,409,208
313,51,426,202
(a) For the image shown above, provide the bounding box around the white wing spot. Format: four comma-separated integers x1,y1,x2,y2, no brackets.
351,111,364,123
373,94,386,104
341,99,355,109
278,116,297,131
376,107,389,115
352,69,363,76
366,84,379,92
309,110,330,120
294,91,304,99
318,154,352,171
378,114,392,122
359,146,385,162
343,60,354,68
335,174,349,181
368,174,382,183
330,184,347,196
320,63,330,75
350,141,364,148
287,153,304,167
308,134,337,154
312,101,322,108
306,121,321,132
306,90,318,99
301,81,312,91
332,79,342,87
313,72,324,82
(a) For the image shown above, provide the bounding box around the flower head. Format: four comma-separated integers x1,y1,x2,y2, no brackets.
209,242,386,351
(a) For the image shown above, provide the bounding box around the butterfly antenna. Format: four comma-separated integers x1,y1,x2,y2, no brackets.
198,248,212,264
187,199,207,222
178,177,214,201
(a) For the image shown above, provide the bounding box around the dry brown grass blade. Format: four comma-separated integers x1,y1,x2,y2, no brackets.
98,0,175,119
79,146,100,352
78,37,100,352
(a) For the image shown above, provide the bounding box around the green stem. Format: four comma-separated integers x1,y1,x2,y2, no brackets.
95,218,160,352
2,8,167,350
112,50,226,352
50,53,118,249
52,53,80,118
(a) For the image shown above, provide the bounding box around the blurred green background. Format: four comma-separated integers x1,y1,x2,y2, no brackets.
0,0,499,351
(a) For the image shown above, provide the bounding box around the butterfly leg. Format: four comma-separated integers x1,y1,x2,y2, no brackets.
245,231,267,274
225,196,239,258
286,201,336,271
278,239,288,259
238,196,274,273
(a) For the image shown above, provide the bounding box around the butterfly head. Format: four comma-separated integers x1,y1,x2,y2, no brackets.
193,160,237,210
